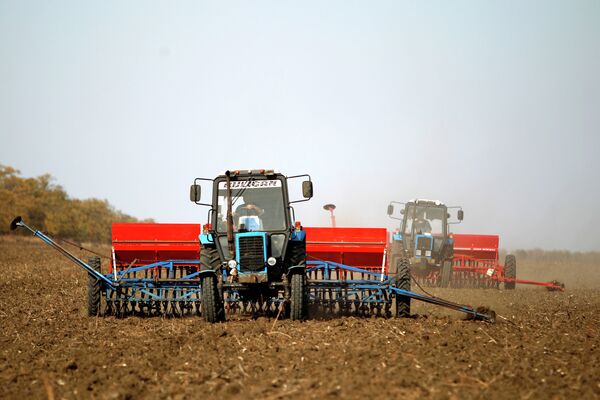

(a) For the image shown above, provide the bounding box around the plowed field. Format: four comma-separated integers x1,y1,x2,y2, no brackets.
1,238,599,399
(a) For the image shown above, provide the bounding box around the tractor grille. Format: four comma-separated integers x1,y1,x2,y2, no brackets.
416,236,432,251
238,236,265,272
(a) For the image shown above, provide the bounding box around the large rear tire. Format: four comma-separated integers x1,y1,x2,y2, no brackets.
284,240,306,269
395,258,411,318
200,247,221,272
200,246,225,321
440,260,453,288
290,273,306,320
286,240,307,320
504,255,517,290
87,256,102,317
201,274,225,323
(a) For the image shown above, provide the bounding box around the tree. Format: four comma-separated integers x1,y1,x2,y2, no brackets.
0,164,150,242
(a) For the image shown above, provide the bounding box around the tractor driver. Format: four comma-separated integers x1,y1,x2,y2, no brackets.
413,209,432,234
234,193,264,231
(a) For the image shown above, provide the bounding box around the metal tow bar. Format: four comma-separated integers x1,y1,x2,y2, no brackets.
10,216,116,288
388,286,496,322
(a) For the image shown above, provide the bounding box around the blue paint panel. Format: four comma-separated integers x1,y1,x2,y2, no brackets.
393,233,403,241
199,233,214,245
291,230,306,241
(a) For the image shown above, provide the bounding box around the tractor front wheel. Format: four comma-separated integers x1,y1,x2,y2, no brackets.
87,256,102,316
201,275,225,323
290,273,306,320
395,257,411,318
504,255,517,290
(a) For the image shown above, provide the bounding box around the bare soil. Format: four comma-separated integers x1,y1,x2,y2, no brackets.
1,237,599,399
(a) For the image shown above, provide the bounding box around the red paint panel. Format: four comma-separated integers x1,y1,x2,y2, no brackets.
111,223,201,267
305,226,387,269
110,224,389,271
452,233,499,262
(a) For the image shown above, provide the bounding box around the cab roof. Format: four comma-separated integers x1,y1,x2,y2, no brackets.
221,169,280,177
407,198,446,206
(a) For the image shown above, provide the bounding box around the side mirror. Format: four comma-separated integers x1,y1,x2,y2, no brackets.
302,181,313,199
400,209,405,215
190,184,201,202
387,204,394,216
457,209,464,221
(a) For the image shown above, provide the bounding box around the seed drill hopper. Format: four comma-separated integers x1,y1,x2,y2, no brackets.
452,234,565,291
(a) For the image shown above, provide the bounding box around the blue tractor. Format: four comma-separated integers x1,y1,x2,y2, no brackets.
190,169,313,322
387,199,463,288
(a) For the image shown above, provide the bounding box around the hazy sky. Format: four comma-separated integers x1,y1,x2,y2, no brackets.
1,1,599,251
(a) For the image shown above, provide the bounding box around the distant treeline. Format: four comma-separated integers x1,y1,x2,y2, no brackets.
0,165,151,242
500,248,600,265
512,249,600,265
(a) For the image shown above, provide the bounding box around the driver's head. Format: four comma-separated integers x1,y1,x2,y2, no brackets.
242,192,253,204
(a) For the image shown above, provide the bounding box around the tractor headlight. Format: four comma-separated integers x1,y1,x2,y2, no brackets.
270,234,285,258
227,259,237,270
425,250,431,257
267,257,277,266
416,250,422,256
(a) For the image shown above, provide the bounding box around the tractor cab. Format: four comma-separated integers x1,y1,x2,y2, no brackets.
403,200,448,258
215,178,286,233
190,169,313,321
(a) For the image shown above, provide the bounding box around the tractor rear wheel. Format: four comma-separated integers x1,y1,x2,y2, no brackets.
504,255,517,290
201,275,225,323
290,273,306,320
388,241,405,276
284,240,306,269
440,260,453,288
200,246,221,271
87,256,102,317
395,257,411,318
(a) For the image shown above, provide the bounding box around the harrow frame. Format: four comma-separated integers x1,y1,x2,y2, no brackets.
11,216,496,322
102,260,203,316
307,260,495,320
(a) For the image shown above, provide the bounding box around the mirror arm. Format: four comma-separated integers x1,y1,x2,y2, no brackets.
289,198,311,204
287,173,312,181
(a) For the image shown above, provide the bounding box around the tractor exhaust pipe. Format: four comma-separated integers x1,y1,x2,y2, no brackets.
225,170,235,258
323,204,336,228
